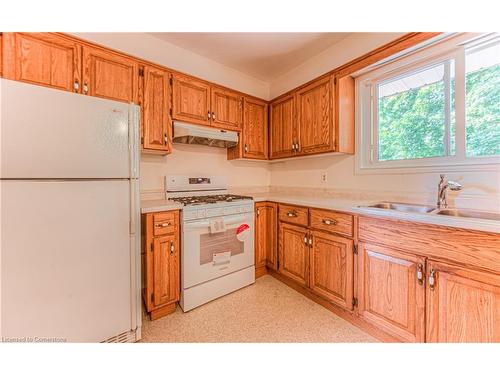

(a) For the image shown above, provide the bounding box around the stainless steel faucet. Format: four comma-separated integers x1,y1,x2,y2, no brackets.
437,174,463,208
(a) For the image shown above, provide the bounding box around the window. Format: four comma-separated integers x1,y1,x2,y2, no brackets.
357,33,500,172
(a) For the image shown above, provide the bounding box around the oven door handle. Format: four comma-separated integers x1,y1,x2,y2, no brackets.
184,214,251,229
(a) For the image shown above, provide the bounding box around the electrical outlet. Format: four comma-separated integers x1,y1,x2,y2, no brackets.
320,172,327,183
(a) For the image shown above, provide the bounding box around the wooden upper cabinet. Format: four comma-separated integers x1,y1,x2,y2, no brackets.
255,202,278,271
242,97,268,159
295,75,334,155
270,94,296,159
426,261,500,343
279,222,309,286
335,75,355,154
358,242,426,342
172,74,211,126
2,33,81,93
309,230,354,310
153,233,180,308
141,65,171,153
211,87,243,130
82,45,138,103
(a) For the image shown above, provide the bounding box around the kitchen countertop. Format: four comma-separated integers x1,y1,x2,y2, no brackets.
141,199,183,214
248,192,500,234
140,193,500,233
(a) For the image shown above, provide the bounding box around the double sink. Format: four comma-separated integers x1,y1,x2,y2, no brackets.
361,202,500,221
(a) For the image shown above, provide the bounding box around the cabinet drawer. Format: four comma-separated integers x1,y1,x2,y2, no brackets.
278,204,309,226
310,208,353,237
153,211,177,236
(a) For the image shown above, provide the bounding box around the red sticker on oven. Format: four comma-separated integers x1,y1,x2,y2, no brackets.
236,223,250,242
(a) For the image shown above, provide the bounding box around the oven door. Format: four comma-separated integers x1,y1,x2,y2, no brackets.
182,212,254,289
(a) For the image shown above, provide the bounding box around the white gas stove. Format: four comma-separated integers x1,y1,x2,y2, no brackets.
165,175,255,311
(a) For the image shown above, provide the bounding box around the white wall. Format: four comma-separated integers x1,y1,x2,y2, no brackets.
140,144,270,198
72,32,270,99
269,32,405,98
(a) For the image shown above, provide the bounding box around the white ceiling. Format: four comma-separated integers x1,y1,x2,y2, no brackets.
148,33,352,82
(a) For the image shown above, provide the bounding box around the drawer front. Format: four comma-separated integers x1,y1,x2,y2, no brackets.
310,208,353,237
278,204,309,226
153,211,177,236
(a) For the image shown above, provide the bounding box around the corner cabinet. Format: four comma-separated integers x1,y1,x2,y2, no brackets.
270,94,296,159
254,202,278,277
140,65,172,154
2,33,82,93
142,210,180,320
227,97,268,160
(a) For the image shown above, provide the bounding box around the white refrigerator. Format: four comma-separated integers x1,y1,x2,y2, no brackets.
0,79,141,342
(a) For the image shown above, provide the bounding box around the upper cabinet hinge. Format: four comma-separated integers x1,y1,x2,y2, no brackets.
139,67,144,77
150,242,154,252
352,297,358,307
353,244,358,254
169,77,173,85
169,108,173,116
333,76,337,85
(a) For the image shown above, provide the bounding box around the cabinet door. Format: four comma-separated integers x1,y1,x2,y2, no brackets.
141,66,171,153
309,230,354,310
426,261,500,343
2,33,81,92
270,94,296,159
295,75,334,155
279,222,309,286
358,242,426,342
82,45,138,103
153,233,180,308
255,202,278,270
172,74,211,126
211,87,243,130
242,97,268,159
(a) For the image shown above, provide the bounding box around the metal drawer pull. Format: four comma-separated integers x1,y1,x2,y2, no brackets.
170,240,174,255
322,218,337,225
417,264,424,285
287,211,298,217
429,269,436,290
155,222,171,228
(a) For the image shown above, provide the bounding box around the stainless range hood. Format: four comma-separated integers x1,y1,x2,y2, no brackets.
172,121,238,148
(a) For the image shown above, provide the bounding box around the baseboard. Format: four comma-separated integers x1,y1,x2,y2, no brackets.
267,269,401,343
150,302,176,320
255,265,268,278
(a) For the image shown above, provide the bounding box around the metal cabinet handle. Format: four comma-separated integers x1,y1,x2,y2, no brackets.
164,133,169,145
308,236,313,247
83,82,88,94
303,235,308,244
287,211,298,217
73,80,80,92
155,222,171,228
170,240,174,255
244,144,248,153
292,143,296,151
212,112,216,120
208,111,211,120
322,218,337,226
429,269,436,290
256,208,260,217
417,264,424,285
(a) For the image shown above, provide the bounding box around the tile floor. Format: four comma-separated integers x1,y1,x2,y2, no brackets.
140,275,377,343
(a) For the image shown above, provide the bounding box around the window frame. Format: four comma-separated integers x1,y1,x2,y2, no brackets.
356,33,500,174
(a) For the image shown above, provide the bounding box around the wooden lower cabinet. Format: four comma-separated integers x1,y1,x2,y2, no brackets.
279,222,309,286
309,230,354,310
254,202,278,277
142,210,180,320
426,260,500,343
357,242,426,342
